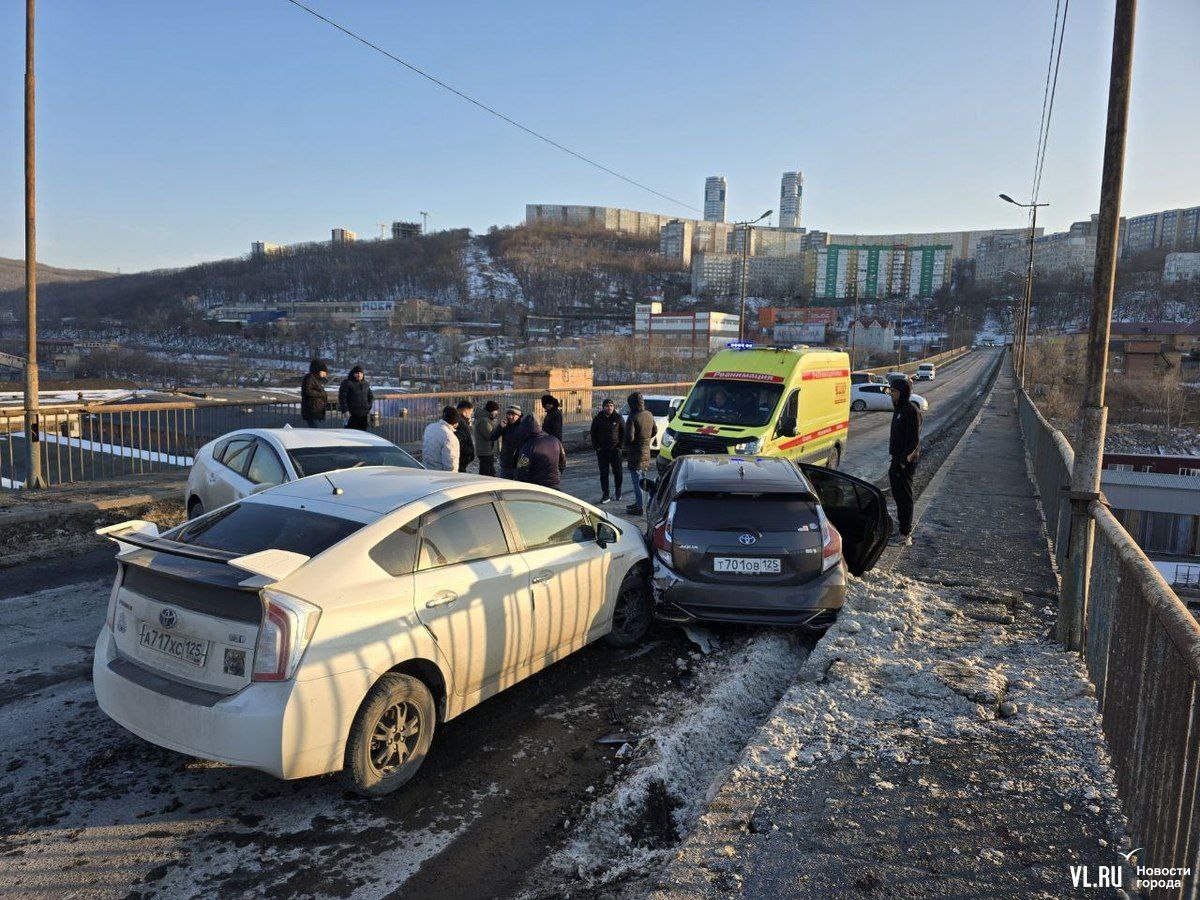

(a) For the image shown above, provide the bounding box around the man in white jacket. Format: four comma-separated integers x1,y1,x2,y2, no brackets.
422,406,461,471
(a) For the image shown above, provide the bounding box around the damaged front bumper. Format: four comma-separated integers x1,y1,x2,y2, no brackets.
651,557,845,629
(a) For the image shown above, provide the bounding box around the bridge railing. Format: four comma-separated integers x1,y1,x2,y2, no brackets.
1017,386,1200,898
0,381,693,489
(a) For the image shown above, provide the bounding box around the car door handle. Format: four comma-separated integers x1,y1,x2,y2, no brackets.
425,590,458,609
531,569,554,584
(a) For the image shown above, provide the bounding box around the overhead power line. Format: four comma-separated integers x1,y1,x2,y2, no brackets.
1029,0,1070,208
282,0,703,215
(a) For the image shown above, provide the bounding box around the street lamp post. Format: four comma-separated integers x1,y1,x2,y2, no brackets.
735,210,772,341
999,193,1049,384
23,0,46,489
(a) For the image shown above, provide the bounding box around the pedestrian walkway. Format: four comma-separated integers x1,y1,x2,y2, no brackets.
653,365,1130,898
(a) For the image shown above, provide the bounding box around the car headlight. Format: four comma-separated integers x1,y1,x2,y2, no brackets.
733,437,763,454
661,428,676,449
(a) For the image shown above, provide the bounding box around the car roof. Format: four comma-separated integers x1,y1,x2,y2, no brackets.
670,455,810,495
252,466,600,518
221,427,398,451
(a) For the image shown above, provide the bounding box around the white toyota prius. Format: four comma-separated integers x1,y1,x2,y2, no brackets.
93,468,651,795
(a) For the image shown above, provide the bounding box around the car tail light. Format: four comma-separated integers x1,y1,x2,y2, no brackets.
253,589,322,682
817,506,842,572
651,501,676,566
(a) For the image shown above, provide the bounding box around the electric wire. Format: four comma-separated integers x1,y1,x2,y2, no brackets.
282,0,703,214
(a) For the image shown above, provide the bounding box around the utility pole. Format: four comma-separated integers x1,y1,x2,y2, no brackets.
23,0,45,489
1059,0,1136,652
999,194,1049,384
734,210,772,341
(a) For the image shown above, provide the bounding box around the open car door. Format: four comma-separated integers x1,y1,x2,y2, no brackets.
798,464,891,576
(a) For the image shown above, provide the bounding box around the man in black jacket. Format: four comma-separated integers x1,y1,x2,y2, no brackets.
589,397,625,504
541,394,563,441
337,365,374,430
455,400,476,472
514,414,566,488
888,375,922,546
300,359,329,427
497,405,523,478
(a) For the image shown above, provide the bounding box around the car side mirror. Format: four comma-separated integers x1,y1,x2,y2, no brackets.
778,416,797,437
596,521,618,548
577,524,597,543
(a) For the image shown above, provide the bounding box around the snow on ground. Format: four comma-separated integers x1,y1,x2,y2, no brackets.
464,238,527,307
736,571,1122,823
534,629,809,891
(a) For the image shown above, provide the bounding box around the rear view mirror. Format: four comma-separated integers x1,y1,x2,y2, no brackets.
596,522,618,548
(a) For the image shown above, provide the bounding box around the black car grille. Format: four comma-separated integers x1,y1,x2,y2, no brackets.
673,433,743,456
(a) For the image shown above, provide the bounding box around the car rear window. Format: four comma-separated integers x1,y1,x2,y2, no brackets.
674,494,816,532
289,445,422,477
164,503,363,558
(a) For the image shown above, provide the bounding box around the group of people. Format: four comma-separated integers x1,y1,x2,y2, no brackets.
300,358,375,431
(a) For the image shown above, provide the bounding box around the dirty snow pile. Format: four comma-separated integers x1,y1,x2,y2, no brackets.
463,239,527,307
735,571,1121,815
542,630,808,889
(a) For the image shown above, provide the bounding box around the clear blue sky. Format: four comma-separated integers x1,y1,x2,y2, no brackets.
1,0,1197,272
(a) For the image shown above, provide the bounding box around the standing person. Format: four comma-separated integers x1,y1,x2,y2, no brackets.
337,365,374,430
514,414,566,489
300,359,329,428
497,405,523,478
421,406,461,472
455,400,476,473
473,400,503,476
541,394,563,442
624,392,657,516
887,375,922,546
589,397,625,504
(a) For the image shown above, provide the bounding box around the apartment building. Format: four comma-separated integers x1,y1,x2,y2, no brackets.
690,252,805,297
1122,205,1200,256
1164,251,1200,284
974,218,1097,285
810,244,951,300
704,176,728,222
779,172,804,229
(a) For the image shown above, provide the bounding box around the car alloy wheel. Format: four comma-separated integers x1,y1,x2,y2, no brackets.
342,673,436,796
605,569,652,648
369,699,422,776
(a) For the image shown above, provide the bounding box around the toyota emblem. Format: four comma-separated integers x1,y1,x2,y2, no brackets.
738,533,757,546
158,607,178,629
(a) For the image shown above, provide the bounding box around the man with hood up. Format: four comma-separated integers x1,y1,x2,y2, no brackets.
337,365,374,430
888,374,922,546
514,413,566,488
624,392,657,516
300,358,329,428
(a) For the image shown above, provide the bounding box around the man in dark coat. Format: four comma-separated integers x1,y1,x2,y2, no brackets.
455,399,476,473
473,400,503,476
514,413,566,488
624,392,657,516
589,397,625,504
300,358,329,427
888,375,922,546
541,394,563,441
337,365,374,430
497,405,523,479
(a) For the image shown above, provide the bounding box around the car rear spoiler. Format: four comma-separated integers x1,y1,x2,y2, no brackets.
227,549,311,584
95,519,162,554
96,520,308,580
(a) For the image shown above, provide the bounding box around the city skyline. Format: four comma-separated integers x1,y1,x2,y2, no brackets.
1,0,1198,272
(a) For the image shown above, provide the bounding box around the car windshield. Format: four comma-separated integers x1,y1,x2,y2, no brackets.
680,379,784,427
163,502,363,558
289,445,421,477
675,494,816,532
642,398,674,417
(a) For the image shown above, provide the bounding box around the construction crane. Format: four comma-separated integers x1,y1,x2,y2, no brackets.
419,211,429,234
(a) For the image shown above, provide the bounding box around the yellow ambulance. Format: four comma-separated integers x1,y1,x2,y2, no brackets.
656,342,851,476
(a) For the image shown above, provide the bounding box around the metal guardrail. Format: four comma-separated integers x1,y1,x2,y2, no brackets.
0,381,693,489
1017,386,1200,899
862,345,972,377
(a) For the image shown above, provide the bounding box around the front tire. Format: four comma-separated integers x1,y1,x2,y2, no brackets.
341,673,436,797
604,568,652,648
851,400,866,412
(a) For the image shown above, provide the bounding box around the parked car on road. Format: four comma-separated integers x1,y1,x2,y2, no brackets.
185,427,421,519
851,371,886,386
642,456,889,630
915,363,936,381
849,383,929,412
624,394,685,452
94,468,651,795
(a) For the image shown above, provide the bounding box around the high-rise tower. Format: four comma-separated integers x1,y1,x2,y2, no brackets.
704,176,727,223
779,171,804,229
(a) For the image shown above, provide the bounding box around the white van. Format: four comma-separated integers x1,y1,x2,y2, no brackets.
915,363,936,381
